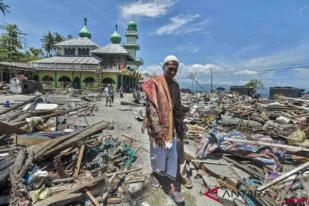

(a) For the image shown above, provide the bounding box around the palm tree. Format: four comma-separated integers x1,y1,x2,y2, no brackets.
66,34,73,40
41,31,54,57
0,0,9,15
53,32,64,55
53,32,64,43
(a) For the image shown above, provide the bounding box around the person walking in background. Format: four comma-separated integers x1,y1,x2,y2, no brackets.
119,86,124,98
104,84,113,106
111,85,114,103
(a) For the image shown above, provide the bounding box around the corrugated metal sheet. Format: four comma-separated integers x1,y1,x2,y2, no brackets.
32,56,101,64
55,37,98,47
91,44,129,54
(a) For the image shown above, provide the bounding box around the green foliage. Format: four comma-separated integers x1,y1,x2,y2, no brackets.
0,24,24,62
41,31,54,57
0,0,9,15
66,34,73,40
41,32,64,57
0,24,43,62
20,47,43,62
244,79,263,89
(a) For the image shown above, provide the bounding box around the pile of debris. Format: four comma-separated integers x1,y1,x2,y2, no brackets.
0,95,146,206
182,92,309,205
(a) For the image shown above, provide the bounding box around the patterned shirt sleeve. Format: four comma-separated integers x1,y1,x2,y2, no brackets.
144,98,163,138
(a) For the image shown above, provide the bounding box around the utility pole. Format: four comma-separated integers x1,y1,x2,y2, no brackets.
210,67,213,93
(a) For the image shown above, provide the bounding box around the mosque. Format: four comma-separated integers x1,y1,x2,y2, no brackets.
0,18,143,91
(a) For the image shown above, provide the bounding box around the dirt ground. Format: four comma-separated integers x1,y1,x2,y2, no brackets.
0,93,222,206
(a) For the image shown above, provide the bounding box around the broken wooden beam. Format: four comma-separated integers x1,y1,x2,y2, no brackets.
33,175,106,206
83,187,100,206
0,121,28,135
227,137,309,152
14,135,50,146
74,144,85,177
0,96,38,116
33,193,83,206
257,161,309,191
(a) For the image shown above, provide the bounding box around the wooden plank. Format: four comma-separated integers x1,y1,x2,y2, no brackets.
36,121,109,161
83,187,100,206
14,135,50,146
74,144,85,177
34,176,106,206
227,138,309,152
33,193,83,206
0,96,38,116
0,121,27,135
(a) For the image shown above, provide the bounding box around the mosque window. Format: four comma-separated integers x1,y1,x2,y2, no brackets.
64,48,75,56
78,48,89,56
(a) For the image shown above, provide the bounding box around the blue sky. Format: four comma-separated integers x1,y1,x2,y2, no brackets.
1,0,309,88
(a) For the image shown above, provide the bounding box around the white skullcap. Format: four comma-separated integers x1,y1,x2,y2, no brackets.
163,55,179,65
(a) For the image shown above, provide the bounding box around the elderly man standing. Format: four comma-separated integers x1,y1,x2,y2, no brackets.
142,55,189,203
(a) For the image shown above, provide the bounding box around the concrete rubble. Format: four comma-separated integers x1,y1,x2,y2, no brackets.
0,91,147,206
0,87,308,206
182,92,309,206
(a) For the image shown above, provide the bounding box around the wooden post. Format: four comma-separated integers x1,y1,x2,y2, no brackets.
83,187,100,206
74,144,85,177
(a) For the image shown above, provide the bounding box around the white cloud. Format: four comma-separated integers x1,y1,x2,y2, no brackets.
141,63,223,78
242,44,309,70
155,14,199,35
140,64,162,76
120,0,176,18
178,63,221,77
140,60,309,88
292,67,309,77
233,69,258,75
177,19,210,35
175,44,200,53
211,43,309,76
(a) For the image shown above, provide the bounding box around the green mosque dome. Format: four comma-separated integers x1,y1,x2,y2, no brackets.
110,25,121,44
79,18,91,38
128,20,137,30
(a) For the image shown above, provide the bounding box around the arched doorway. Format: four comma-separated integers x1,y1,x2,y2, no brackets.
42,75,54,87
102,77,115,90
58,76,71,88
73,77,81,89
33,75,39,82
83,77,95,88
42,75,54,81
102,77,115,84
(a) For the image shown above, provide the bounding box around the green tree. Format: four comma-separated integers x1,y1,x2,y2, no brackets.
244,79,263,89
0,24,24,61
0,0,9,15
20,47,43,62
66,34,73,40
53,32,64,55
41,32,65,56
54,32,64,43
41,31,54,57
